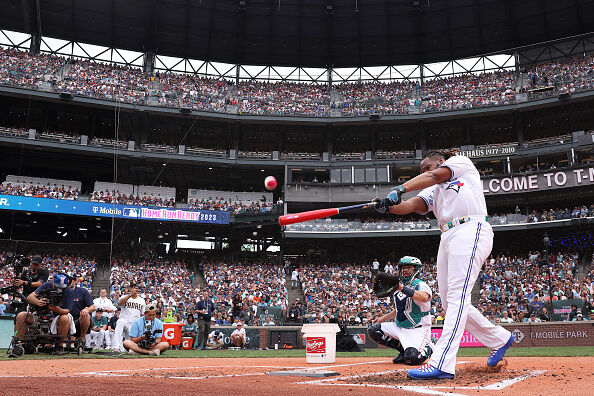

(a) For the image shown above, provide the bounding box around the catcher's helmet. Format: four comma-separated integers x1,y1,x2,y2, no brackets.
53,273,70,289
398,256,423,284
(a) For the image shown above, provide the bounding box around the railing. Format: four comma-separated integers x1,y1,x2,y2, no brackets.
284,214,533,232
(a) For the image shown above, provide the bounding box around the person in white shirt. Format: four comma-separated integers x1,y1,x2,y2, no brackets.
500,311,514,323
93,289,115,319
112,283,145,352
291,269,299,290
262,316,276,326
230,323,246,348
374,150,512,380
372,259,380,276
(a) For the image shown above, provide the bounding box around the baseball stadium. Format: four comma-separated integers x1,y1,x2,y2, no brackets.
0,0,594,394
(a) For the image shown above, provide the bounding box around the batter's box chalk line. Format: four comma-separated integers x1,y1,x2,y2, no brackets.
296,363,546,396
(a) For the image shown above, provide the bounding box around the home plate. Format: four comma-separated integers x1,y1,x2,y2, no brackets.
267,369,340,378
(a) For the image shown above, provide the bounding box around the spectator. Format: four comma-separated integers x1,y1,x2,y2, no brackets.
291,268,299,290
87,309,108,350
182,314,197,348
230,322,246,348
93,289,115,318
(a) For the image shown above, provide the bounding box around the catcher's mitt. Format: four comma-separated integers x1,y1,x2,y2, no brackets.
373,272,400,298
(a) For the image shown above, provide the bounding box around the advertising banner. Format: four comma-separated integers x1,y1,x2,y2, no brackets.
0,194,230,224
482,167,594,195
458,145,518,158
551,299,585,321
139,206,229,224
256,306,285,326
431,328,484,347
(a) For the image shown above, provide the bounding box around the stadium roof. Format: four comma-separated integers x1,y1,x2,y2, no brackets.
1,0,594,68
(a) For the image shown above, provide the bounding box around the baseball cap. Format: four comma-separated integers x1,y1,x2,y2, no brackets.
145,302,157,313
96,308,104,313
31,255,42,265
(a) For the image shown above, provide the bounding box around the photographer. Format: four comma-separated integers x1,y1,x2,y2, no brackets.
14,255,49,299
123,303,169,356
14,273,73,354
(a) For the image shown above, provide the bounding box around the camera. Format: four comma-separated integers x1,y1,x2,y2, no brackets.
35,288,64,309
138,320,161,349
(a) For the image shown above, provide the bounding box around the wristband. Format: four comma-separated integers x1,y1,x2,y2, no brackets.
395,185,406,194
402,286,415,298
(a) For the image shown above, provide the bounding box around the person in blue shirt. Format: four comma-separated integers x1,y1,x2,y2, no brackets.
194,290,214,350
123,302,169,356
68,273,95,346
0,297,6,316
14,273,74,353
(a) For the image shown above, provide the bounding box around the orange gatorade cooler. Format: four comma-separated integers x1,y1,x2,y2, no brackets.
182,337,193,350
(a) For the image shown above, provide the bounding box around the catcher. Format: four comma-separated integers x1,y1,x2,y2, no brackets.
368,256,434,365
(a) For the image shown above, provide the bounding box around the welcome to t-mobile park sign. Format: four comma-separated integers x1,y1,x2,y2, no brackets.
482,167,594,195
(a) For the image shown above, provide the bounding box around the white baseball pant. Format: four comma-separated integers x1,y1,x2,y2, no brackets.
429,221,511,374
87,329,107,348
111,319,133,352
379,322,433,351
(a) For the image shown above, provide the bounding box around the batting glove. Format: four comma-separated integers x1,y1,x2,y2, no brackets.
372,198,388,214
386,185,406,206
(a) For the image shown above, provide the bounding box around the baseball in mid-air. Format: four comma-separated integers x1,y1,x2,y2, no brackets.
264,176,277,191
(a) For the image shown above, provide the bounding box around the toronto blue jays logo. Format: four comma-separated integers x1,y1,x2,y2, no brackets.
446,180,464,193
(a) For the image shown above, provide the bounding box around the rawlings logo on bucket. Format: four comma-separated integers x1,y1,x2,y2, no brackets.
306,337,326,354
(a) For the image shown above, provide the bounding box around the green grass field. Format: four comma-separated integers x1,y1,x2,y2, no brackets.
1,346,593,360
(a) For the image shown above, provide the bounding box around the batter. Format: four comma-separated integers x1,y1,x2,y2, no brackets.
374,150,514,379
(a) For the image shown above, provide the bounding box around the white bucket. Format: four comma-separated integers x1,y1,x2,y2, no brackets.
302,323,340,364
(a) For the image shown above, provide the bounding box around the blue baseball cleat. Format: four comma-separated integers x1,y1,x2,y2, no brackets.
487,333,515,367
407,363,455,380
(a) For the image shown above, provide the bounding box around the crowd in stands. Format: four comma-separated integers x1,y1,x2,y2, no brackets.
1,47,593,116
91,190,176,208
524,205,594,222
187,198,279,215
526,53,594,94
478,252,594,323
0,181,80,200
236,80,329,117
201,260,288,325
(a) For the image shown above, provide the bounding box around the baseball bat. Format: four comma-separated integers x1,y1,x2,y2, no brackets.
278,202,376,226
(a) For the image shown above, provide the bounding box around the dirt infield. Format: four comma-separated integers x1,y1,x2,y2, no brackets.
0,356,592,395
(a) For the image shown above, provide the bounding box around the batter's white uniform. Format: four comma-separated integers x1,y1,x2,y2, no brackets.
380,280,434,352
417,155,511,375
111,296,145,352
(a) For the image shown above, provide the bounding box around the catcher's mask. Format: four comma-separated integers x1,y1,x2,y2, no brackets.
398,256,423,284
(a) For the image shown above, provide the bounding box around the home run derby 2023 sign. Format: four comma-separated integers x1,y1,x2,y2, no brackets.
0,195,230,224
